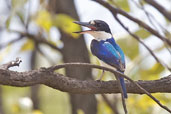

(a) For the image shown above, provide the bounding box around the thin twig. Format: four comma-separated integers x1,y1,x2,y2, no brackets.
143,0,171,21
134,0,171,55
94,0,171,71
102,94,119,114
138,0,170,34
48,62,171,113
0,35,24,50
132,0,159,31
25,0,31,29
0,57,22,69
113,14,171,71
93,0,171,71
94,0,171,46
9,30,62,52
138,1,171,56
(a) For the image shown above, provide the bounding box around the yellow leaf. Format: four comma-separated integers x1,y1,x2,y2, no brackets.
138,95,156,109
135,28,151,39
97,99,113,114
32,110,43,114
117,36,139,59
128,95,156,113
0,44,11,62
53,14,81,39
12,104,20,113
77,109,84,114
108,0,130,12
47,40,57,46
149,63,165,74
140,63,164,80
35,10,52,31
20,39,34,52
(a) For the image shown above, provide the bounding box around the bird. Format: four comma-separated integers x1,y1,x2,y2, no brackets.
73,20,127,98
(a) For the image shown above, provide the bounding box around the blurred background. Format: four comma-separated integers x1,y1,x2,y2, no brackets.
0,0,170,114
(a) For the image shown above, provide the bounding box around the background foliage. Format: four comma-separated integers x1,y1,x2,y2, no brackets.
0,0,170,114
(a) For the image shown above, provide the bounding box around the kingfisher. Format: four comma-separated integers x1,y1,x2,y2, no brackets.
73,20,127,98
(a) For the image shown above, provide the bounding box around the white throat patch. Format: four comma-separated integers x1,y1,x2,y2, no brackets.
86,31,112,40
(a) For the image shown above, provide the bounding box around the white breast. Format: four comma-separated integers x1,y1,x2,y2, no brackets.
87,31,112,41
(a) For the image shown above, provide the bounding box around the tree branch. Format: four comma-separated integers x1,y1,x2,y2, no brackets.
48,62,171,113
93,0,171,71
0,35,24,50
0,64,171,94
113,14,171,71
94,0,171,46
0,60,171,113
10,30,62,52
0,57,22,69
144,0,171,21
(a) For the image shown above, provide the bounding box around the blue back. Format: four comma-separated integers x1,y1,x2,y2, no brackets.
90,37,125,71
106,38,125,68
90,37,127,98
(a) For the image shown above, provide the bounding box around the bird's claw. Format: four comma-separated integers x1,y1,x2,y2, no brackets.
96,79,102,82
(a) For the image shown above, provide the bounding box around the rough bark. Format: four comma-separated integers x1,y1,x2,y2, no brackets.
0,67,171,94
48,0,97,114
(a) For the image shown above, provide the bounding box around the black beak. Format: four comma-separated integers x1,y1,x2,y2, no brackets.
73,21,96,34
73,21,91,27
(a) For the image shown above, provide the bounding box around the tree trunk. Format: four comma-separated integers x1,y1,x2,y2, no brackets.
48,0,97,114
0,87,4,114
30,49,40,110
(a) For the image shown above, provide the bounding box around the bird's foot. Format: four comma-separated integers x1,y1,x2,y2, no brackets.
97,70,105,81
96,78,102,82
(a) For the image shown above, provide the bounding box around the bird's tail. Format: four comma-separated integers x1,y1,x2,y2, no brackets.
118,71,127,98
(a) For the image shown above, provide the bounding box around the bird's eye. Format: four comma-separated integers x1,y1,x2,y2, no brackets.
90,20,95,25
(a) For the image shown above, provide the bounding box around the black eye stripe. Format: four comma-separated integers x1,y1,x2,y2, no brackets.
88,20,111,33
96,23,101,27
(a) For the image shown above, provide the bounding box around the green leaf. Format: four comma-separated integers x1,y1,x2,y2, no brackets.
117,36,139,59
6,16,11,29
53,14,81,39
12,0,27,9
16,11,25,24
153,44,165,52
165,31,171,40
140,63,164,80
134,28,151,39
139,0,147,5
108,0,130,12
20,39,34,52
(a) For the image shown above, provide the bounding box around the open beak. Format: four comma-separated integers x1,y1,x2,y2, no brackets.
73,21,97,34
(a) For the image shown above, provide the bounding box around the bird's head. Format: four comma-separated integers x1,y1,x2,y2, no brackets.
74,20,112,40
